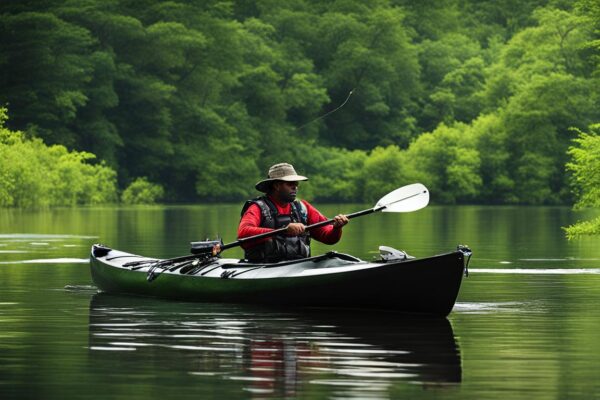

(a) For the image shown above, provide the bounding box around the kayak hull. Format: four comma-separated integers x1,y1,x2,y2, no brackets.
90,246,468,316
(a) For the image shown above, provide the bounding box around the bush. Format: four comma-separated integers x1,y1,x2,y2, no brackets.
121,177,164,205
404,123,482,203
566,125,600,210
564,216,600,239
0,108,118,208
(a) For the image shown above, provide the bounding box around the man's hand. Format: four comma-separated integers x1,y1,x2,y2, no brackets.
285,222,306,236
332,214,349,229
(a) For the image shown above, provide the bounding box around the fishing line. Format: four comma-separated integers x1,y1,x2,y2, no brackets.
295,88,355,131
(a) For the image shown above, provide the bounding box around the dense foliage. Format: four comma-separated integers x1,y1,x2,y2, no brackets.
0,108,117,207
0,0,598,205
564,125,600,237
121,177,164,204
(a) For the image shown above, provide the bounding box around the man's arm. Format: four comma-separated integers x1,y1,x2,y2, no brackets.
302,200,346,244
238,204,272,245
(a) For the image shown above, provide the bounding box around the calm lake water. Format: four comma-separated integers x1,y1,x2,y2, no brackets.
1,204,600,399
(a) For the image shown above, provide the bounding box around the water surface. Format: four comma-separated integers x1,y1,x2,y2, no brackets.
1,205,599,399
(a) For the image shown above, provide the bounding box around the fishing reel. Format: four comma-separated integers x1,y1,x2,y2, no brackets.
190,238,223,255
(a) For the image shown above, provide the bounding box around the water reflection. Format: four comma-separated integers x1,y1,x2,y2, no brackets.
88,294,461,397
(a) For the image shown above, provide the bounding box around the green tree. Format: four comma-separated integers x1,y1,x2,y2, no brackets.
564,124,600,238
403,123,482,204
307,2,421,149
288,143,367,202
471,113,516,203
477,7,597,204
393,0,463,41
0,11,96,146
503,73,595,203
359,145,416,203
1,0,598,206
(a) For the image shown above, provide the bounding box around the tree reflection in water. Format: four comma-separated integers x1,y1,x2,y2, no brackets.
88,294,461,397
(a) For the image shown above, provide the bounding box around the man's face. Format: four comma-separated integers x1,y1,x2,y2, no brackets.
274,181,298,203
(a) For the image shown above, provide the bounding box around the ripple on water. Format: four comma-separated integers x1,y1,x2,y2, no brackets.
0,258,89,265
318,347,409,355
0,234,97,263
453,301,539,314
188,372,222,376
469,268,600,274
108,342,155,347
0,233,98,240
64,285,98,292
519,258,600,261
89,346,137,351
241,388,275,395
310,379,391,388
165,345,239,352
226,376,275,382
334,369,416,379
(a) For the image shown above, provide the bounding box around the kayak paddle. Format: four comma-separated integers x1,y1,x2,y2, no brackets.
141,183,429,271
190,182,429,255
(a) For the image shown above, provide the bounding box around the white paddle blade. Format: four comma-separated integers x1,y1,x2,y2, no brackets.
376,183,429,213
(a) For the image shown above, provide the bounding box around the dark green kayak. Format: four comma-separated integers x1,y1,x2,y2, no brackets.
90,244,471,317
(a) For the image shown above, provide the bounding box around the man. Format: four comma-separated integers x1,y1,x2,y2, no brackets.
238,163,349,263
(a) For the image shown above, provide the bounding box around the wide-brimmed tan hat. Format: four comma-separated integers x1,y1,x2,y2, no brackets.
255,163,308,192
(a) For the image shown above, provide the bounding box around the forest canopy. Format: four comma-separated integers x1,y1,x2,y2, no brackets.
0,0,598,205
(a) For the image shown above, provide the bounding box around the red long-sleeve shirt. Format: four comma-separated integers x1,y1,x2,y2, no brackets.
238,196,342,248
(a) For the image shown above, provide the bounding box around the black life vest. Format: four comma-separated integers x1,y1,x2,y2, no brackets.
241,196,310,263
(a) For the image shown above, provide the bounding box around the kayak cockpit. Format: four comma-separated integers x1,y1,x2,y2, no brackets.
90,244,418,281
220,251,364,268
